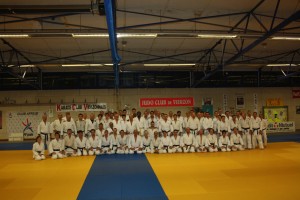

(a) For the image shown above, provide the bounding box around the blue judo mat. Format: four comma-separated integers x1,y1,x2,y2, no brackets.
77,154,168,200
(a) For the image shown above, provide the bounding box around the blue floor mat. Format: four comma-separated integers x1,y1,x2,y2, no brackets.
0,142,32,150
268,134,300,143
77,154,167,200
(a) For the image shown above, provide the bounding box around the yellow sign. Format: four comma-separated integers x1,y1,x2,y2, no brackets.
266,98,283,106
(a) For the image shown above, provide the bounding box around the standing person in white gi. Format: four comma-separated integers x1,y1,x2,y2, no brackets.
186,112,200,135
102,112,112,130
51,113,63,139
212,111,220,133
259,113,268,148
251,112,261,149
229,115,240,134
240,113,253,149
170,130,182,153
48,132,65,159
218,130,231,152
37,114,51,148
87,129,101,155
136,111,146,136
128,129,143,154
206,128,218,152
75,130,88,156
195,129,208,152
182,128,196,153
85,113,97,137
203,112,213,135
64,129,77,157
96,123,105,138
76,113,86,133
126,114,139,135
112,113,123,134
61,114,77,138
159,114,172,136
230,127,244,151
171,114,183,135
147,121,158,139
32,135,45,160
218,114,230,137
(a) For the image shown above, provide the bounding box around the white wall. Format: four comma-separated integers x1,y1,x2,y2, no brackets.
0,87,299,140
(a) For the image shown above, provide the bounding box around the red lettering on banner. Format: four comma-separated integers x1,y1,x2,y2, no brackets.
292,90,300,98
56,104,61,111
140,97,194,107
83,104,88,110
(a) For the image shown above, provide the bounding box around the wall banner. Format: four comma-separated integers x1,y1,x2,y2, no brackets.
267,121,295,133
56,103,107,112
292,90,300,98
139,97,194,107
7,111,44,139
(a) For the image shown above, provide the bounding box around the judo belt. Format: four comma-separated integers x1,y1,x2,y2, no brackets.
53,149,60,151
210,143,215,148
173,145,179,147
37,151,42,154
242,128,250,133
154,146,159,150
234,143,240,145
40,132,49,141
174,129,179,132
143,145,150,147
163,145,169,153
253,128,259,133
65,146,75,150
262,128,266,131
102,145,110,148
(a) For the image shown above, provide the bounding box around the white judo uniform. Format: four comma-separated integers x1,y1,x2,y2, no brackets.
159,136,172,153
206,133,218,152
181,133,196,153
260,118,268,147
48,138,64,159
87,136,101,155
109,134,119,154
85,119,97,137
64,135,77,157
75,137,88,156
240,117,253,149
61,120,77,137
151,137,161,153
37,121,51,147
127,135,143,154
100,135,111,154
230,133,244,151
32,142,45,160
117,135,128,154
186,117,200,135
170,135,182,153
251,117,261,149
195,135,208,152
218,135,231,152
142,136,152,153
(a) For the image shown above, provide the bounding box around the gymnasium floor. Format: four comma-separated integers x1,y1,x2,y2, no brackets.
1,135,300,200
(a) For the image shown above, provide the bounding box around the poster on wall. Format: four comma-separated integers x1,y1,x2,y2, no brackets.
7,111,44,139
296,106,300,114
202,97,213,105
0,111,2,129
139,97,194,107
202,105,213,116
263,106,288,122
236,95,245,109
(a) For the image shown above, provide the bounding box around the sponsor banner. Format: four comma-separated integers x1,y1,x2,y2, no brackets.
56,103,107,112
266,98,283,106
139,97,194,107
292,90,300,98
267,121,295,133
7,111,44,139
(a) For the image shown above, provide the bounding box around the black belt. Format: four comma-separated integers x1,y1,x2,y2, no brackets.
53,149,60,151
234,143,240,145
222,144,227,146
154,146,159,149
162,130,170,132
262,128,266,131
164,145,169,148
40,132,49,141
78,147,84,150
210,143,215,145
65,146,75,150
242,127,249,130
112,145,118,147
190,129,197,131
143,145,150,147
173,145,180,147
102,145,110,148
174,129,179,131
37,151,41,154
253,128,259,130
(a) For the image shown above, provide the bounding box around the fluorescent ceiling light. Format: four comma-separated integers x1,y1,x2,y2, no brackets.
144,63,196,67
281,69,287,76
197,34,237,39
0,34,29,38
271,37,300,41
62,64,104,67
117,33,157,38
72,33,109,38
266,64,297,67
8,64,35,67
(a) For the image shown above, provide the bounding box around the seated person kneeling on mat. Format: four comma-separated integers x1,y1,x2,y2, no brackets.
170,130,183,153
206,128,218,152
87,129,101,156
32,135,46,160
128,129,143,154
218,130,231,152
64,129,77,157
142,131,152,153
182,128,196,153
160,130,172,153
75,130,88,156
195,129,208,153
48,131,65,159
230,127,245,151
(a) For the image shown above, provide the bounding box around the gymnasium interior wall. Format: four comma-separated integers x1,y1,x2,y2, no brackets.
0,87,299,140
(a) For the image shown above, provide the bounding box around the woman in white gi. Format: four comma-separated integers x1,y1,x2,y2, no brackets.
64,129,77,157
195,129,208,153
75,130,88,156
32,135,45,160
128,129,143,154
100,130,111,154
151,131,161,153
230,127,245,151
159,131,172,153
218,130,231,152
170,130,182,153
206,128,218,152
117,130,128,154
142,131,152,153
182,128,196,153
109,129,119,154
48,132,65,159
88,129,101,155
